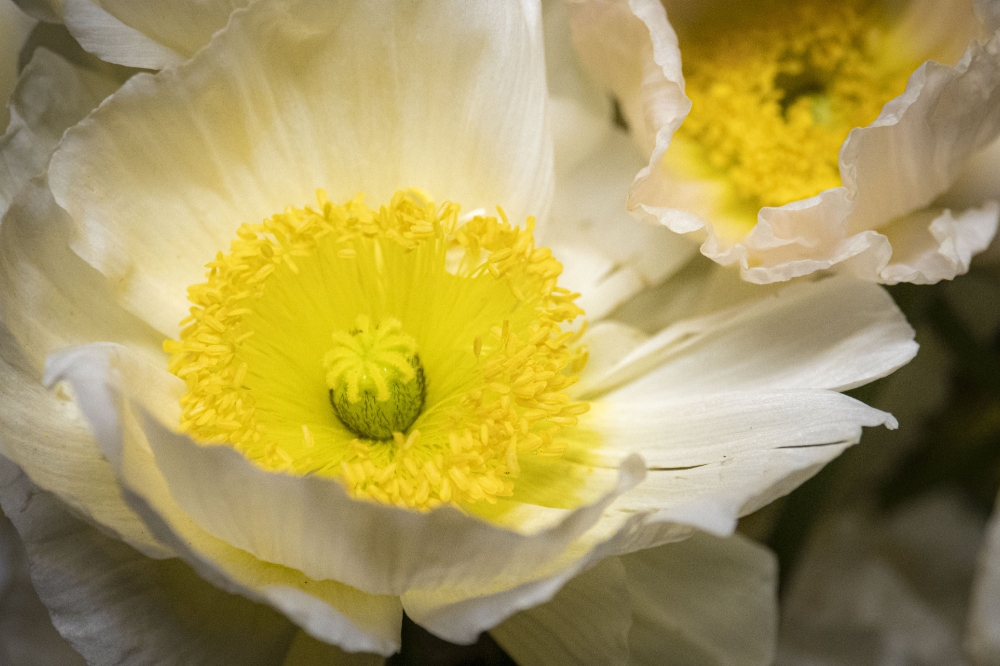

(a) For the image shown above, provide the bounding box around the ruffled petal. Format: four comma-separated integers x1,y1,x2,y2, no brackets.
0,458,300,666
489,556,632,666
50,0,552,336
872,202,1000,284
59,0,186,69
43,344,405,656
624,532,777,666
565,0,689,157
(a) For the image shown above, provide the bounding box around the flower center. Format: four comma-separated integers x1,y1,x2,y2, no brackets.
324,316,425,440
164,190,591,511
670,0,918,220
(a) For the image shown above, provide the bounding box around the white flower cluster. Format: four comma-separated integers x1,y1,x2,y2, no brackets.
0,0,996,664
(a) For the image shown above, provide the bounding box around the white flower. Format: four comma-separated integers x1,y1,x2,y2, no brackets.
568,0,1000,285
0,0,917,661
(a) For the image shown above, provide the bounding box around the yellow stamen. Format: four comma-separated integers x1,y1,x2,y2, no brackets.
165,189,591,511
670,0,919,228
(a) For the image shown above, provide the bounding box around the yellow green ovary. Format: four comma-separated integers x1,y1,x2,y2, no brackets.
165,189,591,511
672,0,918,218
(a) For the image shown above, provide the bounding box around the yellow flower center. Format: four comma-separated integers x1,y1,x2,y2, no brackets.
670,0,918,227
164,189,590,511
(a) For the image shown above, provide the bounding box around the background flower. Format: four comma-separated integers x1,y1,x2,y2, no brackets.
568,0,1000,285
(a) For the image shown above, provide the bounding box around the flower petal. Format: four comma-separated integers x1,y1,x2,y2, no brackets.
0,349,170,558
546,128,698,320
489,556,632,666
0,47,124,212
59,0,186,69
0,457,300,666
0,508,86,666
624,532,777,666
0,0,35,129
873,202,1000,284
43,344,405,656
565,0,689,158
50,0,553,335
577,276,917,399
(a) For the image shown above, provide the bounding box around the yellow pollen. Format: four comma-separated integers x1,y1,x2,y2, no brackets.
164,189,591,511
673,0,918,215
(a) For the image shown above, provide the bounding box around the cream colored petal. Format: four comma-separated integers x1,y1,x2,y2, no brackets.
489,556,632,666
0,349,170,558
543,0,613,174
0,182,163,374
565,0,689,158
577,277,916,400
50,0,552,336
281,631,386,666
0,458,301,666
10,0,59,22
0,0,35,130
546,129,698,320
625,533,777,666
978,0,1000,32
0,508,86,666
59,0,184,69
0,47,124,212
43,344,404,655
968,492,1000,666
874,202,1000,284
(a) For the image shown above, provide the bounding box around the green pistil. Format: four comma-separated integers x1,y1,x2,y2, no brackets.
323,316,426,440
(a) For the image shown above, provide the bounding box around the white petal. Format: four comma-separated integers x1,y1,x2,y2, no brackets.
978,0,1000,32
577,276,917,399
543,0,613,174
604,443,849,543
9,0,58,22
875,202,1000,284
0,507,86,666
489,556,632,666
968,492,1000,666
595,390,894,469
0,353,171,559
50,0,553,336
0,47,124,212
546,128,699,319
0,181,164,374
565,0,689,158
60,0,185,69
43,345,405,656
0,0,35,130
0,457,300,666
625,532,777,666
